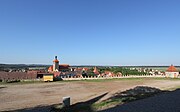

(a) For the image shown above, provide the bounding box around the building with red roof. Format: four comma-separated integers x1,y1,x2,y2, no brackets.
165,65,179,78
82,67,89,72
167,65,177,72
93,67,99,75
48,56,70,73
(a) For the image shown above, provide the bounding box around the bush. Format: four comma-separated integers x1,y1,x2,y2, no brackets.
53,77,63,81
7,80,20,83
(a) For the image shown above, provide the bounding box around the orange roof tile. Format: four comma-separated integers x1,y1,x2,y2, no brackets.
93,67,99,74
60,64,69,67
48,66,53,71
53,59,59,63
167,65,177,72
83,68,89,71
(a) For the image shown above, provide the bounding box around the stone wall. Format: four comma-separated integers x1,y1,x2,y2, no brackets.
60,74,167,81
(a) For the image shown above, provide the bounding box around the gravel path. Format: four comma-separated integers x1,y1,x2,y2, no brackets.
100,89,180,112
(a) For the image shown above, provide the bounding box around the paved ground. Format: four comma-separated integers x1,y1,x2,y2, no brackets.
0,78,180,112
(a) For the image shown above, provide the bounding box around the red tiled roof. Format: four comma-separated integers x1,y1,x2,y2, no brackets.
48,66,53,71
93,67,99,74
60,64,70,67
53,59,59,63
60,64,69,69
48,64,70,72
167,65,177,72
83,68,89,71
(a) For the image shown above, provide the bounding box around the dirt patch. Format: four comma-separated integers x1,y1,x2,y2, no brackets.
0,78,179,111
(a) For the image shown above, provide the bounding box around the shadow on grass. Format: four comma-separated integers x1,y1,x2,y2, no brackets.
109,86,163,103
2,105,53,112
92,86,163,110
99,88,180,112
0,86,6,89
53,92,108,112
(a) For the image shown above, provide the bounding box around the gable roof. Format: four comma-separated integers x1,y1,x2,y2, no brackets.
167,65,177,72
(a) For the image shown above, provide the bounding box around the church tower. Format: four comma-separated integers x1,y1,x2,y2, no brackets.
53,56,59,71
93,67,99,74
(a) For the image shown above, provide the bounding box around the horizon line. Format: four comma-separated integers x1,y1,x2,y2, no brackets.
0,63,179,67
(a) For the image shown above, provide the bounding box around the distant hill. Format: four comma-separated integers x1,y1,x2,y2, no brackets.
1,64,180,69
0,64,51,69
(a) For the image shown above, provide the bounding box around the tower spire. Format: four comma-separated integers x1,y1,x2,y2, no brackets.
53,56,59,71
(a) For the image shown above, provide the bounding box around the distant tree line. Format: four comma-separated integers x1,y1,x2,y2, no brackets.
99,67,149,76
82,67,149,77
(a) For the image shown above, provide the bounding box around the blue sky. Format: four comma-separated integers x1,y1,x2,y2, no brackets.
0,0,180,66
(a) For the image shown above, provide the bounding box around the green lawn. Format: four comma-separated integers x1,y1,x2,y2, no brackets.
0,77,179,85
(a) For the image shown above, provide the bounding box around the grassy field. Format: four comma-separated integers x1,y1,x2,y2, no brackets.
0,77,179,85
